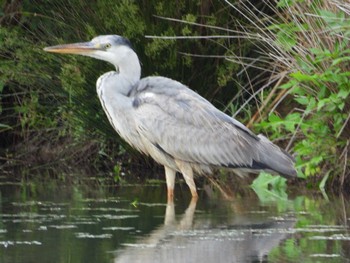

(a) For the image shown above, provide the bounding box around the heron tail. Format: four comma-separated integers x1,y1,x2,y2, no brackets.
255,134,297,178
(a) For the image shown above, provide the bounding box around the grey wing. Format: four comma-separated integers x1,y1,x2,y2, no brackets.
130,76,260,168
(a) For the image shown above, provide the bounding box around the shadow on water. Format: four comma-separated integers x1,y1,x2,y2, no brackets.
0,171,349,263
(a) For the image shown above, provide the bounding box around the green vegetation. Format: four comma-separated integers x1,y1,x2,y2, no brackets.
251,172,288,203
255,1,349,187
0,1,349,189
221,0,349,187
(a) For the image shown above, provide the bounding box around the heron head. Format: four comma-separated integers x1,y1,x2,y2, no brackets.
44,35,135,68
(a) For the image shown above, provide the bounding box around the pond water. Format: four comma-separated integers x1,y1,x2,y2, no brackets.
0,174,349,263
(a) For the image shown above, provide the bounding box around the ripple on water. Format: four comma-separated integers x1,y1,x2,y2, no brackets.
75,232,113,239
0,240,42,248
102,227,135,231
92,214,139,220
71,207,138,213
310,254,341,258
309,234,350,240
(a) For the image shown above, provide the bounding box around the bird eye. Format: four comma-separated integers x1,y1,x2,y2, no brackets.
105,43,111,49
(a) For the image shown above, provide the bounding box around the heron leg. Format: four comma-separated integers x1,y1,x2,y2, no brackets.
164,166,176,200
164,199,175,226
175,160,198,199
179,197,197,229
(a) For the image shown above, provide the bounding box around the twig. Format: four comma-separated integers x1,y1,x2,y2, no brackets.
247,71,287,128
340,140,349,188
204,175,233,200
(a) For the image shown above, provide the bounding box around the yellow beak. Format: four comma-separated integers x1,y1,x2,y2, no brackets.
43,41,100,54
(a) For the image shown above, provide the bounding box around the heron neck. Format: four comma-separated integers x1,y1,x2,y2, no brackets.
116,51,141,86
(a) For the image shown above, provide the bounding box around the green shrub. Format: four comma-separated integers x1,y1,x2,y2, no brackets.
231,0,349,185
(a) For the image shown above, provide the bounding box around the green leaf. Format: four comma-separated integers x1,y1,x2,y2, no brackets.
251,172,287,190
332,56,350,66
284,113,301,132
290,72,317,83
251,173,288,203
338,102,345,110
319,10,340,25
279,81,294,90
338,89,350,99
269,113,282,123
317,99,328,111
319,171,330,190
294,96,308,105
276,0,293,8
276,31,297,51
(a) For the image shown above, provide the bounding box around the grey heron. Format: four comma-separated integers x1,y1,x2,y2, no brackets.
44,35,297,200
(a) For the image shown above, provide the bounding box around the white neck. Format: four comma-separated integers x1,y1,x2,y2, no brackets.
88,45,141,88
116,49,141,86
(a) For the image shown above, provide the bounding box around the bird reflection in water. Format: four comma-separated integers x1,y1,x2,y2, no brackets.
113,198,295,263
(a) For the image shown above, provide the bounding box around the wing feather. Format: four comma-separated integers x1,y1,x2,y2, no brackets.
130,76,260,168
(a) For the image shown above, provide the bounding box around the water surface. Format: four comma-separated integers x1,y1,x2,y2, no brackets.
0,175,349,262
